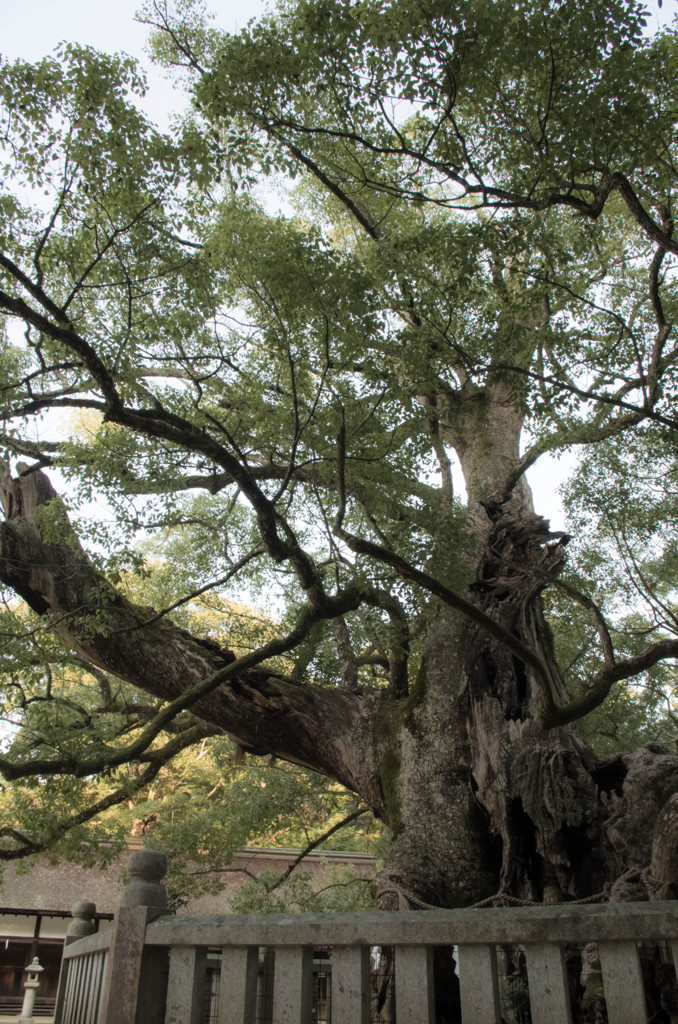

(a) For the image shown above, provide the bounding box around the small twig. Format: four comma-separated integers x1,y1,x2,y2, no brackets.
265,807,371,894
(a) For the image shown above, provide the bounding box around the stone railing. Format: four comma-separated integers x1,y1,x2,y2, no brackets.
54,849,678,1024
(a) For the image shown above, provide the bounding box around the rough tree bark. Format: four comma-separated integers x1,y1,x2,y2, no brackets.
2,460,678,915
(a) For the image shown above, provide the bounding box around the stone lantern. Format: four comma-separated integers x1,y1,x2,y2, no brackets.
18,956,44,1023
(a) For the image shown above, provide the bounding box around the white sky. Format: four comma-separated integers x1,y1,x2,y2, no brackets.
1,0,267,60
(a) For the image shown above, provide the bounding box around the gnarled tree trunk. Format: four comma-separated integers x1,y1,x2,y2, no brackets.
3,464,678,917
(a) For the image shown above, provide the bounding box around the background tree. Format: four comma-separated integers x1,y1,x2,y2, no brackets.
2,0,678,915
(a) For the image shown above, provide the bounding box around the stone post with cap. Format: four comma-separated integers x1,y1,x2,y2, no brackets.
96,848,171,1024
65,899,98,945
52,899,98,1021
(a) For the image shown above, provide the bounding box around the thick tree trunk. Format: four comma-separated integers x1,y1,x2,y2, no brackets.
462,503,593,897
375,608,499,908
3,466,678,914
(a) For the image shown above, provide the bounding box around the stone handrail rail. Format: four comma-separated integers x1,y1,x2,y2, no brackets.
54,849,678,1024
145,900,678,945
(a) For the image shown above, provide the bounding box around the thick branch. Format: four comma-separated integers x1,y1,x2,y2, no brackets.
0,468,386,815
543,638,678,728
240,111,678,254
0,283,121,409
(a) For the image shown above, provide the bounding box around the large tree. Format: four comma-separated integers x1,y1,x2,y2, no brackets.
2,0,678,915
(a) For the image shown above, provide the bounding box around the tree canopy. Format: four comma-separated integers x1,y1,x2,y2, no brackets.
1,0,678,911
